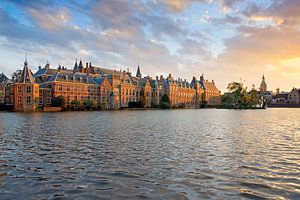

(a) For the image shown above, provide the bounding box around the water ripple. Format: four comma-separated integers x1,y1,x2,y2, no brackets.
0,109,300,199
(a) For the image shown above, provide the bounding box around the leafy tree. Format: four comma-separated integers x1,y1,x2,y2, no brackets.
222,82,261,109
51,95,66,107
162,93,170,103
71,100,81,110
83,100,97,110
11,70,22,83
160,93,171,109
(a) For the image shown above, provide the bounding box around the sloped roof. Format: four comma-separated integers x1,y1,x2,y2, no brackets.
18,61,35,84
0,73,8,83
46,72,97,85
203,81,219,91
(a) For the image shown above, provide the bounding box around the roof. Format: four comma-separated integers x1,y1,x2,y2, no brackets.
18,61,35,84
203,81,219,91
46,72,98,85
0,73,8,83
275,93,288,99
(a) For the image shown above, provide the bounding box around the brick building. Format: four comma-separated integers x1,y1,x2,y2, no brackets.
4,58,221,112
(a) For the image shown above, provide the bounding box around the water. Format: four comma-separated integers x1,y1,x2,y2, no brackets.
0,109,299,199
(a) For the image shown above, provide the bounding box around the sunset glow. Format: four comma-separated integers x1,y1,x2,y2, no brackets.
0,0,299,92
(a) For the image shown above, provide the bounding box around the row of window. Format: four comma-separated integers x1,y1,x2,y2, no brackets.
57,84,99,93
17,86,32,94
17,96,32,104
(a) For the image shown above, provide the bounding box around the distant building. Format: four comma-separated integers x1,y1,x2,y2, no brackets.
273,92,289,104
259,75,267,93
288,88,300,104
0,72,9,104
4,58,222,112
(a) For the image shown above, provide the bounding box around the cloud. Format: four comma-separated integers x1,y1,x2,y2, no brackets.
0,0,300,92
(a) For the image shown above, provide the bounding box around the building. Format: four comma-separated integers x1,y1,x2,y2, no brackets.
0,73,9,104
288,88,300,104
259,75,267,93
13,59,40,112
273,92,289,104
4,58,222,112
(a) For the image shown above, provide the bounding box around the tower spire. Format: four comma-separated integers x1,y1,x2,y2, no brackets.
24,53,28,65
136,63,142,78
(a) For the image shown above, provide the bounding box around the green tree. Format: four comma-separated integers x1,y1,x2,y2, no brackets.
11,70,22,83
162,93,170,103
83,100,97,110
71,99,81,110
160,93,171,109
51,95,66,107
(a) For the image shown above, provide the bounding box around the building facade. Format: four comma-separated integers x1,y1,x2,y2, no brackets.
288,88,300,104
4,59,221,112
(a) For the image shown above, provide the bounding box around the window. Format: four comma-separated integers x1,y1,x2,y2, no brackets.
17,96,22,103
58,84,62,91
26,96,31,104
26,86,31,93
39,98,43,104
46,97,51,104
17,86,22,93
66,85,70,91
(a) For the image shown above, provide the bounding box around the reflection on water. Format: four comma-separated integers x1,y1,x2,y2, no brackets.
0,109,299,199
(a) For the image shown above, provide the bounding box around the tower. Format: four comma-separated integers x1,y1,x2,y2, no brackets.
259,75,267,93
14,57,39,112
74,58,78,71
136,64,142,78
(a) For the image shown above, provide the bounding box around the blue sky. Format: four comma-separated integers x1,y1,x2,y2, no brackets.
0,0,300,92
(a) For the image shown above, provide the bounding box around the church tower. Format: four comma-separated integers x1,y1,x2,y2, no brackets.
14,57,39,112
136,64,142,78
259,75,267,93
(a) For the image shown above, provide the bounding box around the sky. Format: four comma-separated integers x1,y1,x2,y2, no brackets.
0,0,300,92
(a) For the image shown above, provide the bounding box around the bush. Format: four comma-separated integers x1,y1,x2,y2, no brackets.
160,102,171,109
51,95,66,107
162,94,170,103
82,100,97,110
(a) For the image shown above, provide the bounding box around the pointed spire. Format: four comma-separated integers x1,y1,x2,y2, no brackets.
136,63,142,78
200,73,204,81
24,53,28,65
74,58,78,70
18,58,35,84
78,59,83,68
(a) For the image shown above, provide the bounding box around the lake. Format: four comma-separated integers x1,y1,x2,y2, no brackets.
0,109,299,199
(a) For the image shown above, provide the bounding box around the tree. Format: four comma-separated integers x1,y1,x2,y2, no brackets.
162,93,170,103
83,100,97,110
51,95,66,107
160,93,171,109
222,82,261,109
11,70,22,83
71,100,81,110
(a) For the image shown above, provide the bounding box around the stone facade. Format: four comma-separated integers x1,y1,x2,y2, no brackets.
4,59,222,112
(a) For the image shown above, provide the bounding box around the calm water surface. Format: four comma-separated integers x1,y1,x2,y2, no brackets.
0,109,299,199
